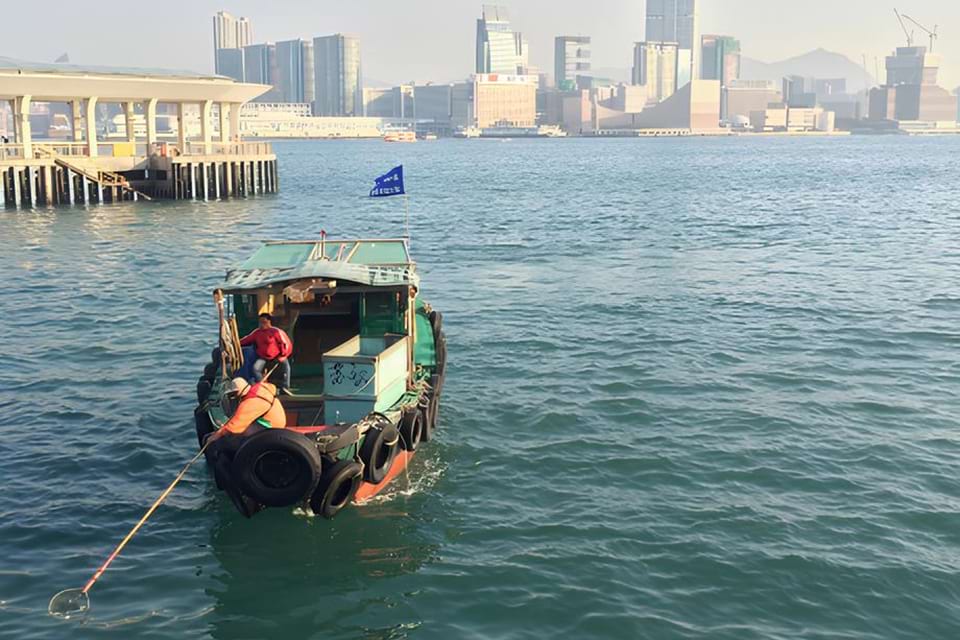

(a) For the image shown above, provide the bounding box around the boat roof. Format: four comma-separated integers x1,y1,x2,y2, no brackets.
222,238,419,291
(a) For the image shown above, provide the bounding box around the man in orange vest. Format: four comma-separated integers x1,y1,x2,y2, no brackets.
239,313,294,395
206,377,287,450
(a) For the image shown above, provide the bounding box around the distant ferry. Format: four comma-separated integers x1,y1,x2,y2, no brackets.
458,125,567,139
383,131,416,143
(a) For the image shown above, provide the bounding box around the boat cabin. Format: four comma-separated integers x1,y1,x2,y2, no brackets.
216,238,438,427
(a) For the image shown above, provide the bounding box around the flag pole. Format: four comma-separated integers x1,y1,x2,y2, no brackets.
404,193,410,240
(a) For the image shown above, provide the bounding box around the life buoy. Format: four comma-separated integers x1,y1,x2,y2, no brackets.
359,422,400,483
214,454,259,518
231,430,323,507
399,407,423,452
309,459,362,519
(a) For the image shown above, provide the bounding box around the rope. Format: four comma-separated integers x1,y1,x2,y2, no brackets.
80,441,211,595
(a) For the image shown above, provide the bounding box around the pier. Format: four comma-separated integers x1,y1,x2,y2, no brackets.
0,58,278,207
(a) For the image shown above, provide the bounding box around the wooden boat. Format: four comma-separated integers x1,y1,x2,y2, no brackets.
194,237,446,519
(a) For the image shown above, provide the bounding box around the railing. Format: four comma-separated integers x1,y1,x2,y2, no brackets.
38,142,90,157
0,144,26,160
183,141,274,157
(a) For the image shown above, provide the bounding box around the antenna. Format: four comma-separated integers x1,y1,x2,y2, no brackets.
894,9,915,47
901,13,939,52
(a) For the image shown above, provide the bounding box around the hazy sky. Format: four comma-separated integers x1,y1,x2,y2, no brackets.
4,1,959,88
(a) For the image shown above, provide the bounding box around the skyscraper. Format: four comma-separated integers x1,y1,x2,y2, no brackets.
476,5,527,75
632,42,679,104
701,35,741,118
645,0,699,84
276,39,315,104
213,11,253,74
244,43,280,101
555,36,591,90
313,34,363,116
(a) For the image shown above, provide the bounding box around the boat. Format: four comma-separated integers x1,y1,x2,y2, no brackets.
383,131,416,143
194,237,447,519
452,126,481,139
478,124,568,139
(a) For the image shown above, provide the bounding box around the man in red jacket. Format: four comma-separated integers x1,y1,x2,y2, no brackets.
240,313,294,395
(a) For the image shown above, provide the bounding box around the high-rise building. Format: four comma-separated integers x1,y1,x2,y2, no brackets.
700,35,740,85
555,36,591,90
243,43,280,101
632,42,678,104
472,74,538,128
213,11,253,74
276,39,315,104
476,5,527,75
216,48,245,82
645,0,698,85
314,34,363,116
870,46,957,123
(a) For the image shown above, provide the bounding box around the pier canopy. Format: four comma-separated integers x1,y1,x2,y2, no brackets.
0,57,270,156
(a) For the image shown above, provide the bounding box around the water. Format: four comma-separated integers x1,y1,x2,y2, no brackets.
1,136,960,639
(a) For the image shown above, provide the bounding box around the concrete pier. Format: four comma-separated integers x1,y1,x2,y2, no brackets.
0,58,278,208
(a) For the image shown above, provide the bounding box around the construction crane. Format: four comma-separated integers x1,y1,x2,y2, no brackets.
901,13,939,52
894,9,915,47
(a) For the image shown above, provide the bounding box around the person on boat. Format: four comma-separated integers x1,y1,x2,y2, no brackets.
239,313,293,395
205,377,287,451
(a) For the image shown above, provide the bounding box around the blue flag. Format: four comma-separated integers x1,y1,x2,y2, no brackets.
369,165,405,198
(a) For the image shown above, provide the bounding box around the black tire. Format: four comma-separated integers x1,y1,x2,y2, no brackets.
197,378,213,405
359,422,400,483
436,333,447,377
429,310,443,338
215,454,259,518
399,407,423,452
211,347,222,365
309,459,362,519
422,375,440,441
195,407,216,449
203,362,218,380
231,430,323,507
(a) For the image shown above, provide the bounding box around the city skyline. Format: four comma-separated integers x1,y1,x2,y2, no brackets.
2,1,959,88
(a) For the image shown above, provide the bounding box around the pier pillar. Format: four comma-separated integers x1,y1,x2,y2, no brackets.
203,163,209,201
43,166,53,204
229,103,241,142
85,97,99,157
201,100,213,154
13,96,33,158
214,163,220,199
71,100,84,142
66,168,75,203
124,102,137,142
146,98,158,147
27,167,36,207
177,102,187,154
225,161,233,197
13,168,21,207
190,162,196,200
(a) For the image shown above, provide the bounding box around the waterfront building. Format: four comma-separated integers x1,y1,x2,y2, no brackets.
243,43,279,102
216,48,245,83
700,35,740,84
213,11,253,74
869,46,958,124
632,42,679,104
645,0,699,83
723,79,781,121
782,75,816,108
313,34,363,117
239,103,401,138
363,86,413,119
469,74,538,128
555,36,591,90
276,39,315,105
415,84,455,135
476,5,526,75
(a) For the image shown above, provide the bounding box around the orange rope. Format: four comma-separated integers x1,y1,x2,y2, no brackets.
81,443,210,594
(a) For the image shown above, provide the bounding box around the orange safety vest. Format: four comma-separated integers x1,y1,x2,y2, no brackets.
221,382,287,435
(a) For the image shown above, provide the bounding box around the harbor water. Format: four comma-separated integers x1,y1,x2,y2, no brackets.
1,136,959,639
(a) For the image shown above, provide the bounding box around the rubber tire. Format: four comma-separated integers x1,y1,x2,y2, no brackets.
309,459,362,519
422,375,440,441
211,347,222,365
203,362,218,380
231,430,323,508
215,454,259,518
197,378,213,405
195,408,216,449
429,310,443,338
359,423,400,484
399,407,423,452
